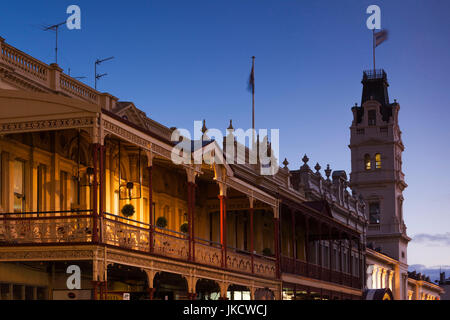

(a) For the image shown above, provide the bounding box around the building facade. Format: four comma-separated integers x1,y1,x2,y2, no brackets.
349,70,443,300
407,271,442,300
438,272,450,300
0,37,366,300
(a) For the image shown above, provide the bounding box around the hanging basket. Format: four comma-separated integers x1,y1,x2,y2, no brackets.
180,222,189,234
156,216,168,228
262,248,273,257
121,204,135,217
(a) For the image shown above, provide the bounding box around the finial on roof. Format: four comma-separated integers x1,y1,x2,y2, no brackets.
201,119,207,134
302,154,309,165
227,119,234,131
283,158,289,168
314,162,321,173
325,164,331,180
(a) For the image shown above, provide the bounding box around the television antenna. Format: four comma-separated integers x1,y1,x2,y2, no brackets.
42,21,66,64
67,68,86,80
95,56,114,90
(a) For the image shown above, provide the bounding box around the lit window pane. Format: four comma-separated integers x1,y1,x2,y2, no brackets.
13,160,24,212
364,155,371,170
13,160,24,194
375,153,381,169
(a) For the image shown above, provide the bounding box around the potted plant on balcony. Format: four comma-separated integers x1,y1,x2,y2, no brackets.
156,216,168,228
121,204,135,217
180,222,189,234
262,248,273,257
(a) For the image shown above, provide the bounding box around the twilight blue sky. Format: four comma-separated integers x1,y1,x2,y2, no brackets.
1,1,449,270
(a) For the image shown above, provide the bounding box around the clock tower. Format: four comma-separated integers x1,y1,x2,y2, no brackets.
349,69,410,299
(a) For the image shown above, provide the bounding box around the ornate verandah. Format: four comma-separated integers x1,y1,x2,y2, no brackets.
279,197,364,297
0,90,281,299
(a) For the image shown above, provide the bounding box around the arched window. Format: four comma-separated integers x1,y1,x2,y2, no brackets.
375,153,381,169
364,154,371,170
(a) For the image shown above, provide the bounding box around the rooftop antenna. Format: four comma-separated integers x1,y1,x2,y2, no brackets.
95,56,114,90
68,68,86,80
42,21,66,65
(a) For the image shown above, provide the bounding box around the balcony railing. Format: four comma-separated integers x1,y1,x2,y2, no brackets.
0,210,276,279
60,73,99,104
1,42,49,84
0,39,101,106
280,256,361,289
0,210,93,244
363,69,387,81
153,228,189,260
103,213,150,252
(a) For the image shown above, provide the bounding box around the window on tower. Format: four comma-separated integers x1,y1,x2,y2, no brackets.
364,154,371,170
375,153,381,169
369,202,380,224
368,110,376,126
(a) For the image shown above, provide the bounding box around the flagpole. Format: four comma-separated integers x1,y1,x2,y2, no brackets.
373,29,376,73
252,56,255,132
251,56,255,147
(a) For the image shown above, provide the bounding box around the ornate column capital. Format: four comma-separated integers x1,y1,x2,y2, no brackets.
185,165,200,184
217,181,227,197
248,193,255,209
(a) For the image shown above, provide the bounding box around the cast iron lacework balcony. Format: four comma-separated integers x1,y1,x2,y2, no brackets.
280,256,361,289
0,210,277,280
0,210,93,244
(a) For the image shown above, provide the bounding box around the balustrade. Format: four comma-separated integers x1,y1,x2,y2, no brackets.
194,239,222,267
1,43,48,83
103,214,149,252
0,210,286,281
60,74,99,104
280,255,361,289
153,228,189,260
0,40,101,106
0,210,92,244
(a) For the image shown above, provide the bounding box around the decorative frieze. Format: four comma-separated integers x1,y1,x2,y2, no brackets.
0,117,95,134
102,119,151,151
0,247,95,261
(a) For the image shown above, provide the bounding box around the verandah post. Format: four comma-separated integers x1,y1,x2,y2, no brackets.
219,195,227,268
92,143,99,243
191,182,196,262
148,166,154,253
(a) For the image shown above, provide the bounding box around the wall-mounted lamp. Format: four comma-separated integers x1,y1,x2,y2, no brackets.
85,167,95,186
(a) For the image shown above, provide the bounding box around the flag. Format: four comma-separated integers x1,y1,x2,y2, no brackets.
247,58,255,94
374,29,388,47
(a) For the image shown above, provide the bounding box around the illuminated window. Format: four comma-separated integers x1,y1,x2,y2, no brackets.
69,175,78,208
13,160,25,213
60,171,68,211
375,153,381,169
37,165,46,212
364,154,371,170
369,202,380,224
113,191,119,215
